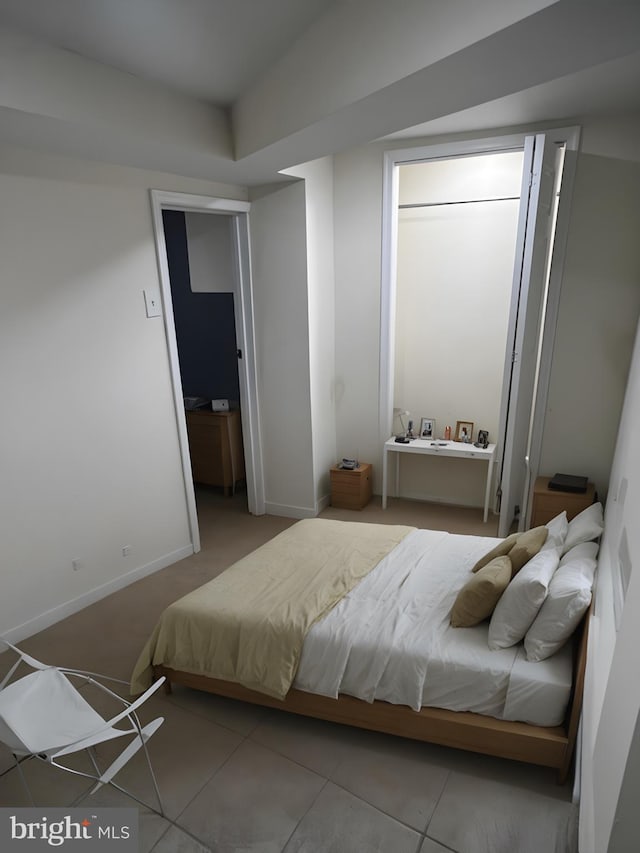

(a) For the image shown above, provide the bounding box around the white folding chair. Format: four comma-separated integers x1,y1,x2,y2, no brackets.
0,641,165,814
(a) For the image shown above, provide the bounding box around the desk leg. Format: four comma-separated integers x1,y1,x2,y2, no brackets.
484,455,495,523
382,447,388,509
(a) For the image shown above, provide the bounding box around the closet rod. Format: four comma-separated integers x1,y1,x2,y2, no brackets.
399,196,519,210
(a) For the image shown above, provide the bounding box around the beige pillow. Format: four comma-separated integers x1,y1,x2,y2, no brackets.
508,526,548,574
472,533,520,573
451,556,512,627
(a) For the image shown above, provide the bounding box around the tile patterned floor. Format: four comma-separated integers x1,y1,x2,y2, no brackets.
0,490,579,852
0,687,579,852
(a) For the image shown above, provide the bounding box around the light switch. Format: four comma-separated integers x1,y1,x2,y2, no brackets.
144,288,162,318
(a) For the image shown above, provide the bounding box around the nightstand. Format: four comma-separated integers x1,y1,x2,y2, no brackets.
330,463,373,510
530,476,596,527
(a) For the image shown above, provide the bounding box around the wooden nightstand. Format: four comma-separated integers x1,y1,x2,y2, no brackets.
330,463,373,510
530,476,596,527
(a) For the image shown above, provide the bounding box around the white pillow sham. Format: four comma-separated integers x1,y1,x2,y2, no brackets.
545,511,568,549
559,540,599,566
488,545,561,650
524,550,597,661
562,502,603,555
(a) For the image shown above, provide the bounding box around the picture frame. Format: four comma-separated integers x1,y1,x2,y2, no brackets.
476,429,489,447
455,420,474,442
419,417,435,439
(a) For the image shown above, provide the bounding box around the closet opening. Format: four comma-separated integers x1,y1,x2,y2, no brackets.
380,129,579,535
393,149,523,516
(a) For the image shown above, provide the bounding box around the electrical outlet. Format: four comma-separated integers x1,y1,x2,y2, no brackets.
122,545,132,557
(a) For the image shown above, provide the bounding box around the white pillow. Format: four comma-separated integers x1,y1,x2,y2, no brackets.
524,551,597,661
562,502,604,555
559,540,599,566
488,545,561,650
545,511,568,549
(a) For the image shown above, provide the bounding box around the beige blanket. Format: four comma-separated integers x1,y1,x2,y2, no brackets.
130,518,414,699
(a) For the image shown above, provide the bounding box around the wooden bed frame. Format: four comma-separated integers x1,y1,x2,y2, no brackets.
154,606,590,785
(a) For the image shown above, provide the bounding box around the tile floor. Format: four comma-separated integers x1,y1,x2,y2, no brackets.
0,489,579,852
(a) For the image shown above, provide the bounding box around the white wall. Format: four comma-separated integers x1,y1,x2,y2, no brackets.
185,213,234,293
539,116,640,499
0,145,247,642
581,320,640,853
0,27,232,180
249,181,316,517
284,157,338,510
574,116,640,853
394,152,521,506
333,146,385,469
332,115,640,505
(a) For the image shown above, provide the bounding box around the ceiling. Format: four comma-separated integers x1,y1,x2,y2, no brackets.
382,50,640,142
0,0,332,104
0,0,639,185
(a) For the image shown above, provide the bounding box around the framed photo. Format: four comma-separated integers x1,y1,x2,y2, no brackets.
477,429,489,447
455,420,474,442
419,417,435,439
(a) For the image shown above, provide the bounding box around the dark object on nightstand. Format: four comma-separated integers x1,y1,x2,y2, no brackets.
548,473,588,494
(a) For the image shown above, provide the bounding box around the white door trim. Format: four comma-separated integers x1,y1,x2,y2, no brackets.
521,126,580,526
380,126,580,515
149,190,265,554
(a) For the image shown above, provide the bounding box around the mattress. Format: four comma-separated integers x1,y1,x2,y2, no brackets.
294,529,572,727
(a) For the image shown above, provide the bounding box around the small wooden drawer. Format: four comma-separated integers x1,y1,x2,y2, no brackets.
530,476,596,527
185,409,244,495
330,463,373,510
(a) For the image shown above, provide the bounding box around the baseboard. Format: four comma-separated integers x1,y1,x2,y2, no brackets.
315,493,331,514
264,501,318,519
2,545,194,645
399,492,484,510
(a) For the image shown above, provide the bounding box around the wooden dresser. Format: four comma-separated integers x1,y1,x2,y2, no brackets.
530,475,596,527
185,409,245,495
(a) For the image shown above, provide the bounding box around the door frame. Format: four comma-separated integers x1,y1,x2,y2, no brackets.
496,133,560,536
379,126,580,518
149,190,265,553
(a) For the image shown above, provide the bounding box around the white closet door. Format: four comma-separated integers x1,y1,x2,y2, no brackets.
498,133,557,536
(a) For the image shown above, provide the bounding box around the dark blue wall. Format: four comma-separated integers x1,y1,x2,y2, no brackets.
162,210,240,403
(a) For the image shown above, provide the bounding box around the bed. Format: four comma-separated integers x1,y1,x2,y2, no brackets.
131,510,602,784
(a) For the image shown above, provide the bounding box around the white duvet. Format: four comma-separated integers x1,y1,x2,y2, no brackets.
294,529,572,727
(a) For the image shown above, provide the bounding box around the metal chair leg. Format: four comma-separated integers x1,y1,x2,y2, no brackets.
13,755,35,806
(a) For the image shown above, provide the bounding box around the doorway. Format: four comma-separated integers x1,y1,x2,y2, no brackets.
393,149,523,510
380,128,579,533
162,207,245,508
149,191,265,554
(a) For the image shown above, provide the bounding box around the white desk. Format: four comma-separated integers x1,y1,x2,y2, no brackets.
382,438,496,522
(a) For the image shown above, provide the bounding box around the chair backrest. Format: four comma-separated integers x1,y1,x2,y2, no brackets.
0,641,166,757
0,640,166,815
0,667,107,754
